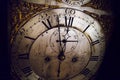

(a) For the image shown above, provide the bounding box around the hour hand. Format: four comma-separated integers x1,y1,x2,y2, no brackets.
56,39,78,43
57,15,62,49
57,16,65,61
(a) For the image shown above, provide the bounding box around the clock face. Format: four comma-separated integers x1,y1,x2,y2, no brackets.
11,8,105,80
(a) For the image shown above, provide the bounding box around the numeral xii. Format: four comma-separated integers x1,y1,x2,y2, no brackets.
65,16,74,27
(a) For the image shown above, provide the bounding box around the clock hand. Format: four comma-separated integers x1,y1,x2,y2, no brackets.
57,15,62,52
57,16,65,61
56,39,78,43
57,61,61,77
57,16,74,61
63,40,66,54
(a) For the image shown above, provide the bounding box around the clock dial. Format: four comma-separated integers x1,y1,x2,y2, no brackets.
11,8,105,80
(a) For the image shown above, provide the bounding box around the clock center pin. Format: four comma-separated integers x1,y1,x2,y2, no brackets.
58,55,65,61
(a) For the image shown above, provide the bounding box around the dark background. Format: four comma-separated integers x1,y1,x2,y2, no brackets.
0,0,120,80
94,0,120,80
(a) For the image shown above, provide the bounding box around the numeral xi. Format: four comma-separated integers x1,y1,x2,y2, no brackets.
65,16,74,27
42,19,52,29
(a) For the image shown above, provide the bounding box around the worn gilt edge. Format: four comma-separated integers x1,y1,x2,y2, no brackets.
9,1,59,44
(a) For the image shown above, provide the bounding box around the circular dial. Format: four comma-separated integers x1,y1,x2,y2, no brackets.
11,8,105,80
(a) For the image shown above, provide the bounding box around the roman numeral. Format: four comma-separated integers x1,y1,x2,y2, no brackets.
22,67,32,76
65,16,74,27
83,25,90,33
18,53,29,59
83,22,94,33
24,36,36,40
42,19,52,29
65,16,74,33
91,40,100,46
81,68,91,76
90,56,99,61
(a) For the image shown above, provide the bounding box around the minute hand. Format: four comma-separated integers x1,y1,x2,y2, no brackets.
57,16,62,50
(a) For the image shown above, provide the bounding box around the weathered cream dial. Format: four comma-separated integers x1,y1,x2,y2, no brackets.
11,8,105,80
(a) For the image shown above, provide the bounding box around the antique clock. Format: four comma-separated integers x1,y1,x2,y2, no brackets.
9,0,113,80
